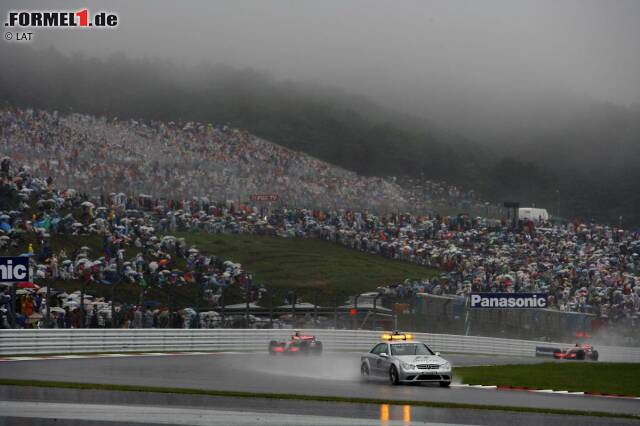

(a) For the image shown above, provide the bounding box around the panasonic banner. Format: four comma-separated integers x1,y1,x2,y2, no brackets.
0,256,30,283
470,293,548,309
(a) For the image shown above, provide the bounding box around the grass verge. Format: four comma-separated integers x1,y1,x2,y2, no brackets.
455,362,640,396
0,378,637,420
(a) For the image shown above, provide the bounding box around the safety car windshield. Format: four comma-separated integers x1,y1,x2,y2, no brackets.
390,343,434,356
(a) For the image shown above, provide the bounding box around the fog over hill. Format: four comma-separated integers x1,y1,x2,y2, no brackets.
1,0,639,225
406,85,640,170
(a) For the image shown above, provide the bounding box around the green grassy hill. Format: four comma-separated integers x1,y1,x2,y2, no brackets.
12,231,437,308
178,232,436,295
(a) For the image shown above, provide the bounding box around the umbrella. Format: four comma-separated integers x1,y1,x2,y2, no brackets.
181,307,197,316
49,307,65,314
16,282,40,290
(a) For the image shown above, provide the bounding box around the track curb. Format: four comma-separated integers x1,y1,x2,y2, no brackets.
454,384,640,400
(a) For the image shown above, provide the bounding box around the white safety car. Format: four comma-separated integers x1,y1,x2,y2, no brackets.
360,332,452,387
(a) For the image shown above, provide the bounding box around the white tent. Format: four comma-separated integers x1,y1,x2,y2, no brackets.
518,207,549,222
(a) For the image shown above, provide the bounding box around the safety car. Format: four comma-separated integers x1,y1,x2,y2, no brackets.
360,332,452,386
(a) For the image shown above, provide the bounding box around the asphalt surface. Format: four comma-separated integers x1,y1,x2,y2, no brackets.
1,385,638,426
0,352,638,417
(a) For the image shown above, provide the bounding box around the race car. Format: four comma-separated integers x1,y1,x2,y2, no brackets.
360,331,452,387
268,332,323,355
553,343,599,361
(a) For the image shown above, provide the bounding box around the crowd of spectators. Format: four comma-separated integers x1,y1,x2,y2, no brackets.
0,108,412,213
1,107,639,330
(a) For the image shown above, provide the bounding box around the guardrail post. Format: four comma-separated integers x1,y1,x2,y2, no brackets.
291,290,297,326
80,283,86,329
372,294,381,331
352,294,359,330
220,287,225,326
268,289,273,328
10,283,17,328
45,282,51,328
245,273,251,327
111,281,116,329
463,295,471,336
313,289,319,325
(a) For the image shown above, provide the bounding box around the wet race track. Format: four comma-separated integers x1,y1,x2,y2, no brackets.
1,352,639,425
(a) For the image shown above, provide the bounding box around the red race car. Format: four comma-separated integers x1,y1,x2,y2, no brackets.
553,344,599,361
268,332,323,355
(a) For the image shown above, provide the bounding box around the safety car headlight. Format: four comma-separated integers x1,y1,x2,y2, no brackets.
400,362,415,371
440,362,451,370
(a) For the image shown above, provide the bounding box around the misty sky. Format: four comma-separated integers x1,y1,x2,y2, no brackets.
3,0,640,122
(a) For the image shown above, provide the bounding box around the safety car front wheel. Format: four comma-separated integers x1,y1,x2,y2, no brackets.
389,365,399,385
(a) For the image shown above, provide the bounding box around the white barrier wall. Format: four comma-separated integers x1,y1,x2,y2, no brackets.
1,329,639,362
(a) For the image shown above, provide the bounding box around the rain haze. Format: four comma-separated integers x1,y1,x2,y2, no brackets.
5,0,640,115
2,3,640,423
1,0,640,224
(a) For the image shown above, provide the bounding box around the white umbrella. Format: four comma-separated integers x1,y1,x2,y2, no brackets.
63,300,79,308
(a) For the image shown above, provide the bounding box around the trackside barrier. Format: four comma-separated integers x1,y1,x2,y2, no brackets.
1,329,639,362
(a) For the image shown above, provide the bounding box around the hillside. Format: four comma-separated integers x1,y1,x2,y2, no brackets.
10,230,437,308
1,44,639,226
0,44,488,184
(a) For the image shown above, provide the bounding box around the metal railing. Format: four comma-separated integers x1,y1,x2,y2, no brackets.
1,329,639,362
